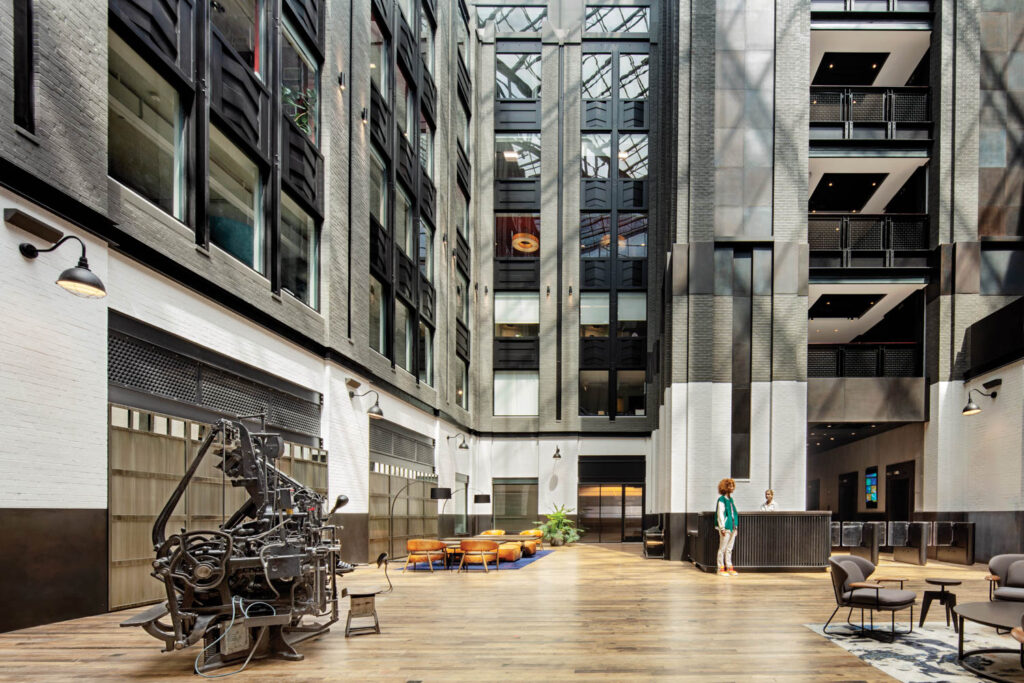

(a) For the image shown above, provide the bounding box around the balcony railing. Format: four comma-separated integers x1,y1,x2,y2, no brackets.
809,214,930,268
811,0,931,12
810,87,930,141
808,343,922,378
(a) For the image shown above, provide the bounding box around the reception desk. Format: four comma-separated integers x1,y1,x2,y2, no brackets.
692,511,831,572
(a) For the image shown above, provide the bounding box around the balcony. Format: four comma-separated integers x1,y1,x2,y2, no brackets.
807,343,926,422
808,214,929,268
811,0,931,12
808,343,921,378
810,87,930,142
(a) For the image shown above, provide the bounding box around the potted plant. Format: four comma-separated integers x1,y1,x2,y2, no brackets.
535,505,584,546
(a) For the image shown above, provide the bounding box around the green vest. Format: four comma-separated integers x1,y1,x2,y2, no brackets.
717,495,738,531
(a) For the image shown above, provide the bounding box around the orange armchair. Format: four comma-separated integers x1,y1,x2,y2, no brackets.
458,540,500,572
520,529,544,551
480,529,506,536
404,539,447,572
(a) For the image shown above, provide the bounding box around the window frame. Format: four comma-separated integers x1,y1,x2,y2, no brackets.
281,16,320,146
208,124,265,272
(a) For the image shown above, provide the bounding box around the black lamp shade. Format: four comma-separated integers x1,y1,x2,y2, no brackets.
474,494,491,504
962,398,981,416
430,487,452,500
57,260,106,298
367,400,384,419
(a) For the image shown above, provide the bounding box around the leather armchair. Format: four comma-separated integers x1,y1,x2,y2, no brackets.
826,555,916,641
458,540,500,572
404,539,447,572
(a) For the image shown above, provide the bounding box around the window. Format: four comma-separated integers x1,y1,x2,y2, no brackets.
581,214,612,257
370,16,389,99
456,191,469,238
13,0,33,132
617,292,647,337
494,292,539,338
396,68,413,139
370,276,387,354
456,271,470,322
396,187,414,255
496,54,542,99
397,0,413,23
579,370,610,416
281,22,318,143
580,292,610,337
370,148,388,228
209,126,262,270
456,15,469,62
492,479,539,531
418,322,433,385
495,214,540,258
455,357,469,409
419,9,434,74
419,114,434,177
455,102,470,152
108,30,184,219
584,6,649,33
581,54,613,100
617,370,646,416
619,53,649,99
419,220,434,281
494,371,539,415
618,214,648,257
495,134,541,179
476,6,547,31
582,135,611,178
395,301,414,371
617,134,648,178
211,0,265,77
280,193,319,308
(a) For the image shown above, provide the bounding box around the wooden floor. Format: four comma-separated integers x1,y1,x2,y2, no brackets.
0,545,996,681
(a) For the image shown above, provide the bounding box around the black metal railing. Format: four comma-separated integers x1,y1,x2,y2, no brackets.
811,0,931,12
809,214,929,267
808,343,921,377
811,87,929,125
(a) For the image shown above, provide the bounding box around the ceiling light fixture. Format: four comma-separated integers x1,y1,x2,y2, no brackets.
19,236,107,298
512,233,540,253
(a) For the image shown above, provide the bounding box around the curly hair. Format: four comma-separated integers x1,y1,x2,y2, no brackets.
718,478,736,495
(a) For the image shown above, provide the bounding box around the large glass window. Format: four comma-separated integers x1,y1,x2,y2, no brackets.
476,6,547,31
619,53,649,99
618,214,648,257
584,6,649,33
456,191,469,238
617,370,646,416
395,300,414,371
419,114,434,177
211,0,265,77
493,371,539,415
579,370,610,416
492,479,539,531
108,30,183,218
580,292,610,337
209,126,262,270
455,102,469,152
370,276,387,354
581,214,611,257
617,292,647,337
370,17,389,99
582,134,611,178
396,187,414,255
456,271,470,322
495,214,540,258
419,219,434,281
419,9,434,74
617,134,649,178
496,53,542,99
582,53,613,99
281,22,318,144
370,148,388,228
396,68,413,140
495,292,539,338
456,16,469,62
495,134,541,179
455,357,469,409
280,193,319,308
418,321,433,385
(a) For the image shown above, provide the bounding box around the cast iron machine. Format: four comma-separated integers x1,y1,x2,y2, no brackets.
121,416,349,674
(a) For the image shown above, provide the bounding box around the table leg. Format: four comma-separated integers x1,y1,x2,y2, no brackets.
959,615,964,660
945,593,958,633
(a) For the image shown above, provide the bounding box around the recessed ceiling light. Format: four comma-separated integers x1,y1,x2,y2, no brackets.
828,182,833,187
851,209,857,213
870,301,875,305
816,442,821,446
871,63,878,69
871,182,877,186
871,424,876,427
828,63,834,69
833,329,839,332
830,437,835,441
826,301,830,305
827,425,832,428
812,99,817,104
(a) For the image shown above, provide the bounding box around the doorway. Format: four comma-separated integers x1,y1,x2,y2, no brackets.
837,471,858,521
807,479,821,511
886,460,915,521
577,456,645,542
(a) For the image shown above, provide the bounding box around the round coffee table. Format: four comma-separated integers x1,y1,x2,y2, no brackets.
920,578,961,631
954,601,1024,682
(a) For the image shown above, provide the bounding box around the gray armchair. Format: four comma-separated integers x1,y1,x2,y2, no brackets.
988,554,1024,602
826,555,916,641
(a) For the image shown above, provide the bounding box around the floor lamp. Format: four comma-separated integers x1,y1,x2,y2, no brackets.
388,477,439,558
432,487,452,537
472,493,492,536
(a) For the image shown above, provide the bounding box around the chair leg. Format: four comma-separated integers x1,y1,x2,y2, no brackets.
403,557,410,572
427,553,434,572
824,605,842,635
482,553,488,573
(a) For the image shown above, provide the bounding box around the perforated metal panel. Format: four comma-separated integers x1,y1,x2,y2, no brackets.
808,219,842,250
892,92,928,122
882,347,918,377
808,347,840,378
844,348,878,376
368,422,435,470
849,92,885,122
810,91,842,122
890,219,928,250
848,219,883,250
109,334,199,404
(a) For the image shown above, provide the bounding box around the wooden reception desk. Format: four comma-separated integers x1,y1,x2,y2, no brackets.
691,511,832,572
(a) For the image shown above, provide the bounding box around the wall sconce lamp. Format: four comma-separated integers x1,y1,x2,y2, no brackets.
963,379,1001,416
19,236,107,298
361,108,368,124
552,446,562,460
350,389,384,419
447,433,470,450
338,72,346,90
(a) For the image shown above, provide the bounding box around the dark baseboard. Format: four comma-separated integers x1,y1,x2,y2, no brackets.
0,508,107,633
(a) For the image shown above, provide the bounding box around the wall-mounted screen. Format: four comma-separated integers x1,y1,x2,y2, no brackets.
865,466,878,509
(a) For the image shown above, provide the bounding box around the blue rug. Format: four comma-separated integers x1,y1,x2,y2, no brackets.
404,549,553,571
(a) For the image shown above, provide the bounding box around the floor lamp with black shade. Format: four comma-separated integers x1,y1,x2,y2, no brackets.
473,493,492,536
432,487,452,536
387,476,437,559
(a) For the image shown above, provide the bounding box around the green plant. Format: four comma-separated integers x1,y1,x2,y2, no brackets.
282,86,318,138
535,504,584,545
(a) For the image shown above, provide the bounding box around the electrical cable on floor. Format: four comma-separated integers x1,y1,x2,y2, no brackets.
194,597,277,678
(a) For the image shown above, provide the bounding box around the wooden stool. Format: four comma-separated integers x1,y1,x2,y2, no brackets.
345,590,381,637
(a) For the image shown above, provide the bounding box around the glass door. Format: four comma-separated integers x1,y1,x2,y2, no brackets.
577,483,645,542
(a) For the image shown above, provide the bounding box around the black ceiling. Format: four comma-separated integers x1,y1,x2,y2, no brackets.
809,173,888,213
807,422,907,455
812,52,890,86
809,293,885,319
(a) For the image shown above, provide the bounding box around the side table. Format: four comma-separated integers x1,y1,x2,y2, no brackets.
920,577,961,632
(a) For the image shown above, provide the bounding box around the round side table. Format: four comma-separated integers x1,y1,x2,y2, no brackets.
920,578,962,632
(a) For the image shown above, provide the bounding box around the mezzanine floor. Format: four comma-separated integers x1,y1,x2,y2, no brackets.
0,543,995,681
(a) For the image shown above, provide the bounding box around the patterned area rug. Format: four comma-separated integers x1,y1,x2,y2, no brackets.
807,622,1024,681
404,549,554,572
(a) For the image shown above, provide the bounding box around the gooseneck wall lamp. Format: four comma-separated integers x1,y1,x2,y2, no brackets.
350,389,384,419
963,379,1001,416
20,236,107,298
447,433,470,450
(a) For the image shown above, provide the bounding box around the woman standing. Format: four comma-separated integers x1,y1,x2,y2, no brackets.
715,478,739,576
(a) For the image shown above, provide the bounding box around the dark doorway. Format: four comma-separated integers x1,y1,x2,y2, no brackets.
838,471,858,521
886,460,915,521
807,479,821,511
578,456,645,543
